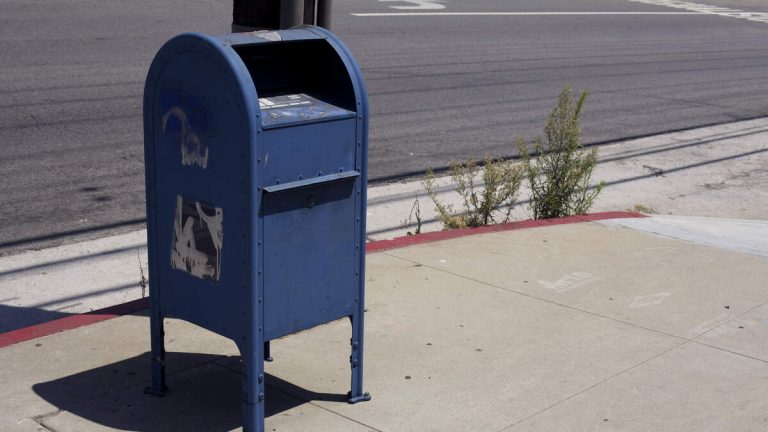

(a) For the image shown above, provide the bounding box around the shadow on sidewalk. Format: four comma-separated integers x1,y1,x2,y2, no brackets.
0,303,71,333
32,351,348,431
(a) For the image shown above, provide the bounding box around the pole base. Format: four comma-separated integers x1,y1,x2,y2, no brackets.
143,385,168,397
347,392,371,404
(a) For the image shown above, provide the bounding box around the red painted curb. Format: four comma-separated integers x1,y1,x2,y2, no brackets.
366,211,647,253
0,211,645,349
0,298,149,349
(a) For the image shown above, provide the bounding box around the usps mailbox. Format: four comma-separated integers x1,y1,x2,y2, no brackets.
142,27,370,432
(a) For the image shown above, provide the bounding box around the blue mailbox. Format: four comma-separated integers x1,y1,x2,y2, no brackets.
143,27,370,432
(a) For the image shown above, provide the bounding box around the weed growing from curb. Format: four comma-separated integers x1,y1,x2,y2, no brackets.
423,156,523,229
402,199,423,235
518,87,604,219
629,204,656,214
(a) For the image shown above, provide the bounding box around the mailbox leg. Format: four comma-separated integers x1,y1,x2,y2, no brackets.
264,341,273,362
144,304,167,396
242,349,266,432
348,313,371,404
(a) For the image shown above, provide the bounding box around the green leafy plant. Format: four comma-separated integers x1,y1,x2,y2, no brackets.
423,156,523,230
518,86,604,219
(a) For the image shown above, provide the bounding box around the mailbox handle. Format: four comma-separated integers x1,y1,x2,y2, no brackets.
262,171,359,193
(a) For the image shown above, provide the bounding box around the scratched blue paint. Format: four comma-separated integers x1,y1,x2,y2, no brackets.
143,26,370,432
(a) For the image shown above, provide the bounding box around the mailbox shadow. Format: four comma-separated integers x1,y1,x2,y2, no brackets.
32,352,348,431
0,303,71,333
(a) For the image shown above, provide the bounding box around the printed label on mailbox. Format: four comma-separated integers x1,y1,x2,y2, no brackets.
258,93,354,128
170,195,223,281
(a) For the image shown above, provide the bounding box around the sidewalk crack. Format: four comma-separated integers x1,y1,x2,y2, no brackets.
30,410,62,432
384,252,768,430
689,298,768,364
496,340,690,431
267,384,386,432
211,361,386,431
384,252,686,342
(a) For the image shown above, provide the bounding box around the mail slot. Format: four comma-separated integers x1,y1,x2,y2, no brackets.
142,27,370,432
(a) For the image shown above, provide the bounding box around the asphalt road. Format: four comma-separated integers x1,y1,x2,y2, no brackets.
1,0,768,254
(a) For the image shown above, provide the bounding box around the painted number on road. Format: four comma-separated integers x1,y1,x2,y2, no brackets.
628,0,768,23
378,0,446,10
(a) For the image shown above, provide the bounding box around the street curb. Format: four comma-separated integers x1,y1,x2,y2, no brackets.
366,211,647,253
0,298,149,349
0,211,646,349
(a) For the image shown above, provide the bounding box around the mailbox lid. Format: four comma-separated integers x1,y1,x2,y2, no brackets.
259,117,357,188
259,93,355,129
229,32,360,120
216,28,323,46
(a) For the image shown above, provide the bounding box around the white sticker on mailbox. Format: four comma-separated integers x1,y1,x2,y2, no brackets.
171,195,223,281
248,30,282,42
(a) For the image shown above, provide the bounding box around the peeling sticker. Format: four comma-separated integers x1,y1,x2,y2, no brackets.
171,195,223,281
247,30,282,42
162,107,209,169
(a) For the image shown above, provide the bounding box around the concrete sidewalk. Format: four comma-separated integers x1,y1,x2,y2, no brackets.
1,215,767,431
3,117,767,333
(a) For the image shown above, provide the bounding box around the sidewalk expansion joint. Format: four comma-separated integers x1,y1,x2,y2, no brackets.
267,383,386,432
212,359,386,431
31,410,62,432
694,297,768,340
496,339,691,432
390,249,768,359
212,358,241,375
384,252,688,343
384,250,768,430
689,297,768,365
691,340,768,365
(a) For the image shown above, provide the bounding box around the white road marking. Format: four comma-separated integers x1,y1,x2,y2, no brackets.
379,0,445,10
627,0,768,23
352,11,704,17
538,272,598,294
629,292,671,308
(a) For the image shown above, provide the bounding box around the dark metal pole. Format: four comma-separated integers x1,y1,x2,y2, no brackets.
232,0,330,32
302,0,316,25
316,0,333,29
280,0,303,28
232,0,280,31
